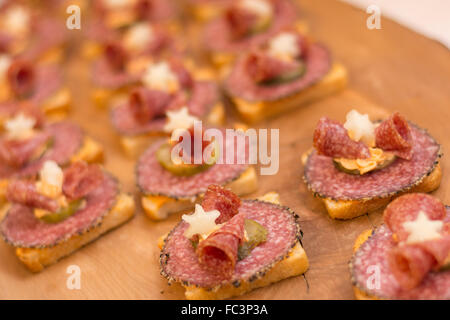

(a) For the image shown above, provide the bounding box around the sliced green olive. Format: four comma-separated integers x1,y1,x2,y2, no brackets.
238,219,268,261
261,63,306,86
249,16,272,36
156,142,218,177
39,199,84,224
333,156,397,175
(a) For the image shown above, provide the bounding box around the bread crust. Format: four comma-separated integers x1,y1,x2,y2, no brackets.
13,193,135,272
229,63,348,123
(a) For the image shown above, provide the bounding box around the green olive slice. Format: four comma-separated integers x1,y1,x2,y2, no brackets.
238,219,268,261
39,199,84,224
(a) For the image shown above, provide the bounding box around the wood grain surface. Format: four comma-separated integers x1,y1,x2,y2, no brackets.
1,0,449,299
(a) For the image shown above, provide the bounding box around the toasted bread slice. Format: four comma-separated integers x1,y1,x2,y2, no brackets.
157,191,308,300
142,166,258,220
323,163,442,220
230,63,347,124
41,88,72,121
119,102,226,157
71,136,104,164
14,193,135,272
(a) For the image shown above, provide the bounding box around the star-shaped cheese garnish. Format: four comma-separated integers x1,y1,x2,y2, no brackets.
123,23,154,52
403,211,443,244
164,107,199,133
343,109,376,147
4,6,30,35
103,0,133,9
36,161,64,199
268,32,299,61
182,204,221,238
240,0,273,18
142,61,179,93
4,112,36,140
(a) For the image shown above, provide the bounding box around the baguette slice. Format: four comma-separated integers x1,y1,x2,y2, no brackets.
323,163,442,220
14,193,135,272
41,88,72,121
142,166,258,220
157,192,308,300
230,63,348,124
119,102,226,158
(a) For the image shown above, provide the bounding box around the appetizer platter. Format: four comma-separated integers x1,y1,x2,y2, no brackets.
0,0,449,300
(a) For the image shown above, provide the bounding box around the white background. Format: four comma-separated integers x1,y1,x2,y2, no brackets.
341,0,450,48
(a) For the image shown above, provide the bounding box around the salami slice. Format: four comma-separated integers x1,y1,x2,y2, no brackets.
0,121,84,179
350,208,450,299
383,193,446,242
0,131,51,167
203,0,297,53
30,64,64,105
6,180,59,212
137,132,248,198
91,58,139,89
7,60,35,98
62,162,104,201
161,200,301,288
111,81,218,136
225,43,331,102
375,112,413,160
304,123,441,200
197,213,245,278
313,117,370,159
0,171,118,248
202,184,241,224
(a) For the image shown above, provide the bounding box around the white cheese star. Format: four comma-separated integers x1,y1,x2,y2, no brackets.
37,161,64,198
240,0,273,18
103,0,133,9
123,23,154,52
4,6,30,35
4,112,36,140
182,204,220,238
403,211,443,244
268,32,299,61
142,61,179,93
343,109,376,147
164,107,199,133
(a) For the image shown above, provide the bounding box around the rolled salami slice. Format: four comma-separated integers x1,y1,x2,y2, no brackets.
137,131,248,199
225,43,331,102
204,0,297,54
62,161,104,201
197,213,245,278
375,112,413,160
6,180,59,212
161,200,301,288
0,171,118,248
111,81,218,136
304,123,441,201
201,184,241,224
7,60,35,98
313,117,370,159
351,209,450,300
0,131,51,167
0,121,84,179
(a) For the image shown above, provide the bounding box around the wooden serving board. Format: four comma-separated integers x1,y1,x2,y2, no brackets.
1,0,450,299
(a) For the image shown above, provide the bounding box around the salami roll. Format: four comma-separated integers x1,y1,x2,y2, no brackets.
375,112,413,160
203,0,297,54
0,171,118,248
202,184,241,224
197,214,245,278
350,209,450,299
304,123,441,201
161,200,301,288
136,131,248,198
313,117,370,159
225,43,331,102
62,162,104,201
111,81,219,136
0,121,84,179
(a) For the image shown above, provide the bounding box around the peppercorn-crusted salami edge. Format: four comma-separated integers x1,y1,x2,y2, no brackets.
160,199,302,289
303,123,442,201
0,171,120,248
225,43,331,102
350,207,450,300
136,134,249,199
111,81,219,136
